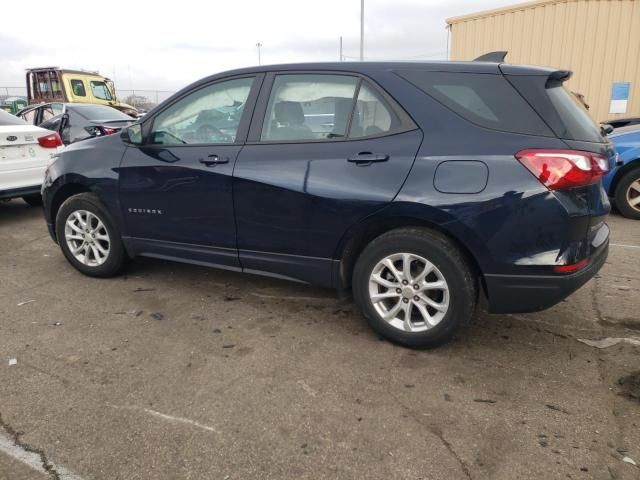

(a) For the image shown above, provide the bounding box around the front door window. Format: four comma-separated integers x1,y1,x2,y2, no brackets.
150,77,255,145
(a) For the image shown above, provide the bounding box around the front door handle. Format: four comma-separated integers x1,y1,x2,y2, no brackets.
199,155,229,166
347,152,389,164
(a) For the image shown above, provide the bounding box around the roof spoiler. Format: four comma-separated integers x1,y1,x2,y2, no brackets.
474,51,508,63
544,69,573,88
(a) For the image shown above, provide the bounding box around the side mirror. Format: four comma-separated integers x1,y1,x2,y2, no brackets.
122,124,143,145
601,123,614,135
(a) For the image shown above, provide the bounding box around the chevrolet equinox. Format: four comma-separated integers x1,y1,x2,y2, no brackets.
42,58,614,348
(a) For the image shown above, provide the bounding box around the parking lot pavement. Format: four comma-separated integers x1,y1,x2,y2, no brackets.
0,200,638,480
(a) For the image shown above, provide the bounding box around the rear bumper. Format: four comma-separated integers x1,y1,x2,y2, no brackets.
485,242,608,314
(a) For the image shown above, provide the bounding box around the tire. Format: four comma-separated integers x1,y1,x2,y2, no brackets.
22,194,43,206
55,193,127,277
614,168,640,220
352,227,477,349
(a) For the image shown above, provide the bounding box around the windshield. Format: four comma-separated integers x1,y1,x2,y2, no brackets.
546,85,603,142
0,109,27,126
90,81,113,101
71,104,132,121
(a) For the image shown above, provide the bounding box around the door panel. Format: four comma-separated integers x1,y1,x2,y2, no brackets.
118,75,259,269
233,129,423,284
119,144,240,251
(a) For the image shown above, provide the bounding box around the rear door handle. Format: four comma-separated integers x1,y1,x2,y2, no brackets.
199,154,229,166
347,152,389,164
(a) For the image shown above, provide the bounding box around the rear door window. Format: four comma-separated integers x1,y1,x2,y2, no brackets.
260,74,358,141
40,105,56,123
396,70,552,136
350,83,401,138
21,108,38,125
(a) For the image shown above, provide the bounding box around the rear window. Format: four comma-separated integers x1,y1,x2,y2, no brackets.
396,70,552,136
546,85,603,143
0,109,27,126
71,104,132,121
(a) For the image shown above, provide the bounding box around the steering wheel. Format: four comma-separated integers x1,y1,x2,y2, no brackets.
196,124,232,143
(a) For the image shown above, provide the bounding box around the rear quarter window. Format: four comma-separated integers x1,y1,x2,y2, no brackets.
546,85,603,143
395,70,552,137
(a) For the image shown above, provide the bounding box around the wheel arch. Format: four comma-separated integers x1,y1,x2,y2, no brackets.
48,182,93,240
334,207,488,298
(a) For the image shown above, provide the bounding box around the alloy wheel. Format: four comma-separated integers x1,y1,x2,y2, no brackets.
626,179,640,212
64,210,111,267
368,252,450,333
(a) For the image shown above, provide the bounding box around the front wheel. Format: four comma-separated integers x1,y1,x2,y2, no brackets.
615,168,640,220
55,193,127,277
352,227,477,348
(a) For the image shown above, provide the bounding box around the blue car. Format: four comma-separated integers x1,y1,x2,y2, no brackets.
604,125,640,219
42,60,614,348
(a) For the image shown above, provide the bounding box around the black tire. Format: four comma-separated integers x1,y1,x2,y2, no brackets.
55,193,127,277
614,168,640,220
352,227,477,349
22,194,43,206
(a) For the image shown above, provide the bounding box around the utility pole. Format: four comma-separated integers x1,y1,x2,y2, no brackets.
256,42,262,66
359,0,364,61
339,36,343,61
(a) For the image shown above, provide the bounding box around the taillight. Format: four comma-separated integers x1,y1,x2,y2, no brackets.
37,132,63,148
554,258,588,273
516,149,609,190
84,126,120,137
102,127,120,135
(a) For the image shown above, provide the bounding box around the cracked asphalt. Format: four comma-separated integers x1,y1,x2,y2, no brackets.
1,199,639,480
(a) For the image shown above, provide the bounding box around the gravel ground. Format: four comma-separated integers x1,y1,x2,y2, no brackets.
1,199,639,480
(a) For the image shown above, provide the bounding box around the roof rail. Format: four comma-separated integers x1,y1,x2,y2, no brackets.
473,51,508,63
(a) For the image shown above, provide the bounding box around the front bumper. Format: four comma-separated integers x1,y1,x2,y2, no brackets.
484,242,608,314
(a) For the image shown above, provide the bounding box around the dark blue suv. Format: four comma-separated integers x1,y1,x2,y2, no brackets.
42,60,614,348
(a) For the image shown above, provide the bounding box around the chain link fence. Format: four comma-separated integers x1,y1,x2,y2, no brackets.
0,87,176,111
0,87,28,100
114,89,175,111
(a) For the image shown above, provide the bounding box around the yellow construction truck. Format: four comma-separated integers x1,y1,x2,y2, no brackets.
26,67,138,117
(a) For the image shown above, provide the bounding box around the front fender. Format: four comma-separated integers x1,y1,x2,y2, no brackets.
42,135,128,238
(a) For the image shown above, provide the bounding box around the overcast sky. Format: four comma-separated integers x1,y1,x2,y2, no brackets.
1,0,517,92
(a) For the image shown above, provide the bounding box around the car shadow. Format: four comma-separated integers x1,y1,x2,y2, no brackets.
0,198,44,224
124,255,337,300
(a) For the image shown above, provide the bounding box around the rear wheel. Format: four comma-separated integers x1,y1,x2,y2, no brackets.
22,194,42,206
352,227,477,348
615,168,640,220
55,193,127,277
